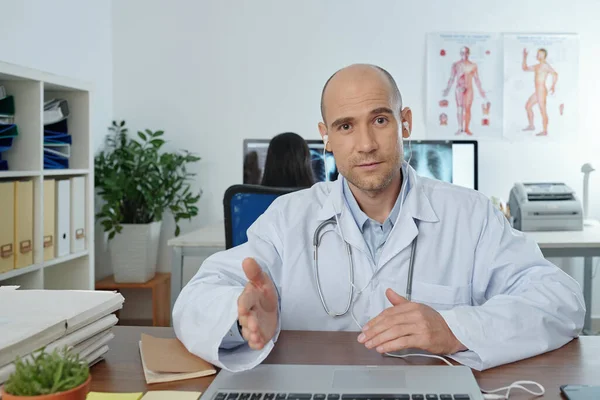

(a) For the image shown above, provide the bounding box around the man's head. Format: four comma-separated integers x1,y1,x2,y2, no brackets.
460,46,470,60
318,64,411,193
537,48,548,61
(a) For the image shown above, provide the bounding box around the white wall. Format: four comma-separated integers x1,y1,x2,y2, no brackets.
112,0,600,319
0,0,114,279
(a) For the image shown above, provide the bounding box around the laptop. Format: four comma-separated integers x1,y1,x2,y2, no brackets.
201,364,484,400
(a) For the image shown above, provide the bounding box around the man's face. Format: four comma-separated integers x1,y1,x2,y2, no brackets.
318,68,403,193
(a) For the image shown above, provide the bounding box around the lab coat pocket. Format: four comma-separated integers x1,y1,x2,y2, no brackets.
409,280,472,311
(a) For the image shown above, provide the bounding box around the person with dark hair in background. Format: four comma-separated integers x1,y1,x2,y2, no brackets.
260,132,315,188
243,151,262,184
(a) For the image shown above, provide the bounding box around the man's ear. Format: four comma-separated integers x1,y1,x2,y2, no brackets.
401,107,412,139
318,122,330,151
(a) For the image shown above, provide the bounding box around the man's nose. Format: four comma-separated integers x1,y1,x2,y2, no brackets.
356,126,378,153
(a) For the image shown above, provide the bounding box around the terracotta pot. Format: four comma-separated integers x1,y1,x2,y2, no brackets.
0,375,91,400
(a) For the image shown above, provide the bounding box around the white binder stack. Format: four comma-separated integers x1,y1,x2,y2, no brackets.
0,287,124,384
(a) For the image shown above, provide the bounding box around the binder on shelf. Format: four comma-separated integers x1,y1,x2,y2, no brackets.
44,143,71,158
43,179,55,261
70,177,86,253
0,182,15,274
0,95,15,117
0,124,18,139
44,130,72,144
43,151,69,170
55,179,70,258
43,99,69,126
0,124,18,170
14,181,33,269
44,118,68,133
44,123,71,170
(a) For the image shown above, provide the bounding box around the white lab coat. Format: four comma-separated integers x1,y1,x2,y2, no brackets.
173,164,585,372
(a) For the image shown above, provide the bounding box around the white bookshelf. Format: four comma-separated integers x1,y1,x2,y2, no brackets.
0,61,94,290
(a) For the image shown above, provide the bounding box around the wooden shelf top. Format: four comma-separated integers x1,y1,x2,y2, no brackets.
95,272,170,290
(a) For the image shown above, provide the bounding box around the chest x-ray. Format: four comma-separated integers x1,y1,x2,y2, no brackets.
404,142,453,183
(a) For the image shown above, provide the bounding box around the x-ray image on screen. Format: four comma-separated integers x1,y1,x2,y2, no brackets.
404,142,453,183
309,149,338,182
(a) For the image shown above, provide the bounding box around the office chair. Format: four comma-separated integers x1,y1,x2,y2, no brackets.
223,184,299,249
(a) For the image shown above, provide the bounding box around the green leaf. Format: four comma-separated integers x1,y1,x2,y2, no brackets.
150,139,165,148
137,131,147,141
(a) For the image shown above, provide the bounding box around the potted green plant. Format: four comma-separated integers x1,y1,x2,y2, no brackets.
95,120,201,283
1,348,90,400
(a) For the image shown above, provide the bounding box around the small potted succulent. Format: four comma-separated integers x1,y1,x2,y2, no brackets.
0,348,90,400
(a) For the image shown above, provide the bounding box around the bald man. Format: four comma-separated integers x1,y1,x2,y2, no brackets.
173,64,584,373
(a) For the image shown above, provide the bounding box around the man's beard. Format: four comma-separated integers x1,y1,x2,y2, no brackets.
343,153,402,194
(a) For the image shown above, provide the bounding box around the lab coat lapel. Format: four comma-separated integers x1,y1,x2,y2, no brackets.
377,166,439,270
316,177,370,259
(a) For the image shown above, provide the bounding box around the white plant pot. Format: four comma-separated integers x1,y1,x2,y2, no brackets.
109,221,162,283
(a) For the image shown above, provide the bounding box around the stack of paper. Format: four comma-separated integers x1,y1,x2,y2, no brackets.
0,287,124,384
43,99,71,169
138,334,216,384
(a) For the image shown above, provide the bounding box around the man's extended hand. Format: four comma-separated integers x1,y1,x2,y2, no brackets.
357,289,466,355
237,257,279,350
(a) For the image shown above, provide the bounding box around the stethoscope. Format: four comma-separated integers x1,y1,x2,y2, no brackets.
312,217,418,317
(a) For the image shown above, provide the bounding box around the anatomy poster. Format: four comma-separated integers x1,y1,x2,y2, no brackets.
503,34,579,140
427,33,503,139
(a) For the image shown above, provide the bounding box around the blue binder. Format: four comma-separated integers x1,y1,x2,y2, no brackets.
44,118,68,132
43,149,69,169
0,137,13,152
44,130,72,144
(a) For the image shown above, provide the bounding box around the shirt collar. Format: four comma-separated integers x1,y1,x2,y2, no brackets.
342,163,411,232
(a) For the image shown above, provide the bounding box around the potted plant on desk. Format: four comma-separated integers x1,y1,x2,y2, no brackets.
95,120,201,283
1,348,90,400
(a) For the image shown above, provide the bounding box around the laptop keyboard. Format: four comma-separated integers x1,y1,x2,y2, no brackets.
216,393,471,400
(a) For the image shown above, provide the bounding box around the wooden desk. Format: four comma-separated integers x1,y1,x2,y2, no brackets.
92,327,600,399
95,273,171,326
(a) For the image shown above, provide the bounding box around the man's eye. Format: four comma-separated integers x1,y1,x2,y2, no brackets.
375,117,387,125
341,124,351,130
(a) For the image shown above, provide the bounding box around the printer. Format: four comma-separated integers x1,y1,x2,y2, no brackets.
508,182,583,231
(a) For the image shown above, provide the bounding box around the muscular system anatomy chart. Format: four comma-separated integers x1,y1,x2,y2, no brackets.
427,33,503,139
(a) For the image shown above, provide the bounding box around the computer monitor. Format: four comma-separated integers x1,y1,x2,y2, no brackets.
243,139,478,190
405,140,478,190
243,139,337,184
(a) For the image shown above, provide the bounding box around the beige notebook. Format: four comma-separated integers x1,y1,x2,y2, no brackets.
138,334,216,384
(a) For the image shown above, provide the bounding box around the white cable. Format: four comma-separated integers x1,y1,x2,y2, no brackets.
384,352,454,366
480,380,545,399
386,351,544,399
